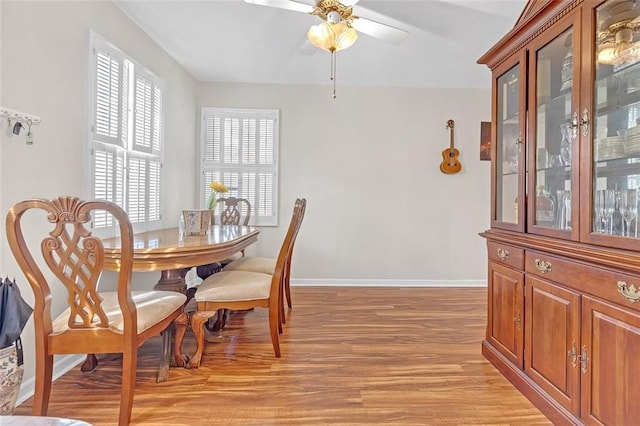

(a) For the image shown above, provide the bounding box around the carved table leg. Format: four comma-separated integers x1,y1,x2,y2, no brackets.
173,312,189,368
154,268,189,293
189,311,213,368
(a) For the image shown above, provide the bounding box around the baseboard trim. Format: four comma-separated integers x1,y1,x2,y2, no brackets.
16,354,85,407
291,279,487,287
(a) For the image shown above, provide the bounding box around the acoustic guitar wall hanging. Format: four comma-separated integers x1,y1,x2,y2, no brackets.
439,119,462,174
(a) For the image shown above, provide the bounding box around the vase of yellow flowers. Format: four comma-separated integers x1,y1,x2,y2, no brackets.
208,181,229,213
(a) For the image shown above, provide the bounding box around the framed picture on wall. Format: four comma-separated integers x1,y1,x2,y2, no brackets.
480,121,491,161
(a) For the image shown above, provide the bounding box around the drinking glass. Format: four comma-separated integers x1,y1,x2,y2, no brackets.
620,189,638,237
603,189,616,235
595,189,605,233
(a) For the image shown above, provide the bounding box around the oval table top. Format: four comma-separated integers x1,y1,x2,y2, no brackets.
101,225,260,272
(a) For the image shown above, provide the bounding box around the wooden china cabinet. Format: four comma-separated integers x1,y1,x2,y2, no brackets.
479,0,640,424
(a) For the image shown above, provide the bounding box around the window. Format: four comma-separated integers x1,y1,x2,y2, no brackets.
200,108,279,226
88,31,164,231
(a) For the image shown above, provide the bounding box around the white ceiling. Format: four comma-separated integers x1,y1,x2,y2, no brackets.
114,0,526,89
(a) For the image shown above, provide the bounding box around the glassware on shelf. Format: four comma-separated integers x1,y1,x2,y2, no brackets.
560,123,571,165
603,189,616,235
556,190,571,230
560,48,573,93
536,185,555,227
548,153,564,168
619,189,638,237
594,189,606,233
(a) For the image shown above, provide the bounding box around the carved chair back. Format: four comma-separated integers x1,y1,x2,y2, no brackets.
217,197,251,226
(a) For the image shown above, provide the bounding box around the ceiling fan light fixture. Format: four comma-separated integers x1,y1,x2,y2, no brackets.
307,21,358,52
597,0,640,66
598,41,617,65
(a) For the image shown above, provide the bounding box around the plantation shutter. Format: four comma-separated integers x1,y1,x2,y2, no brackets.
88,31,164,232
201,108,279,226
132,69,163,155
93,39,125,148
92,144,125,228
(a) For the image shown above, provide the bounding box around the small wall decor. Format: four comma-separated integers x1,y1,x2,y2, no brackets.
0,107,42,145
480,121,491,161
440,119,462,174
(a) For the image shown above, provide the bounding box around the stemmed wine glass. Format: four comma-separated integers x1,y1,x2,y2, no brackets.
602,189,616,235
595,190,605,233
619,189,638,237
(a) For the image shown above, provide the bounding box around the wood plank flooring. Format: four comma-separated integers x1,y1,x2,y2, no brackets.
14,287,550,425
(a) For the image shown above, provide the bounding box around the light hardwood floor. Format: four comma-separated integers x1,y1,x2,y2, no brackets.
14,287,550,425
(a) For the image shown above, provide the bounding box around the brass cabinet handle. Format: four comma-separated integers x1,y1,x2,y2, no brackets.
581,108,589,137
497,248,509,261
579,345,588,374
567,341,577,368
617,281,640,303
514,312,521,330
534,258,552,274
570,111,579,140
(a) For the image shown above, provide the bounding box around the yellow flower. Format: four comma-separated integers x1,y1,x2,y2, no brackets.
209,182,228,194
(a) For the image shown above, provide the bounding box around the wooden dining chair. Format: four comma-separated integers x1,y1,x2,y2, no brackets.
182,198,306,368
217,196,251,227
5,196,187,426
223,198,307,325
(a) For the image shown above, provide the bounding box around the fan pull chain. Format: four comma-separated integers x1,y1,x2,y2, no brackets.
330,50,337,99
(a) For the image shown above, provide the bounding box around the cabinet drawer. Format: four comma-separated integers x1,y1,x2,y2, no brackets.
488,241,524,269
525,251,640,311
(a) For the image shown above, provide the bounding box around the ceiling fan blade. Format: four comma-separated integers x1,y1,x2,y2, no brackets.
244,0,314,14
351,17,408,45
341,0,361,6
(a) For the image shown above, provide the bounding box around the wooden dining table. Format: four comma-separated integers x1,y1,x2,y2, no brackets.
91,225,260,380
101,225,260,293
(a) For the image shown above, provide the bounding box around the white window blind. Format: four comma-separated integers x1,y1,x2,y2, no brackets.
200,108,279,226
88,31,164,231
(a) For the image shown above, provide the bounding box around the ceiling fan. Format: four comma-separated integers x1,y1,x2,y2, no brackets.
244,0,409,46
245,0,408,98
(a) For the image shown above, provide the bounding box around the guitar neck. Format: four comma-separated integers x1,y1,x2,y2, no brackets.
447,119,455,150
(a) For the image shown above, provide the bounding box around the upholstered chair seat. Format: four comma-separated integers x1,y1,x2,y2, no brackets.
196,271,272,303
223,257,275,275
52,291,186,334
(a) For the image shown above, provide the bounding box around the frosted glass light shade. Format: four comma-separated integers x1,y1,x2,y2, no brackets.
598,42,617,65
307,21,358,52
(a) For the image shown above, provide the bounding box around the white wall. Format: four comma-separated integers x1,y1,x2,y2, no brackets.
1,0,198,384
1,0,492,406
198,83,492,284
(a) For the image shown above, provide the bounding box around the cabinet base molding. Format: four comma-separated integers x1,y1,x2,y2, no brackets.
482,341,581,426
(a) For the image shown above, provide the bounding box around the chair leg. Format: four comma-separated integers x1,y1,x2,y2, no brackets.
190,311,213,368
32,353,53,416
278,278,284,334
269,303,281,358
173,312,189,367
285,267,293,309
157,325,172,383
119,347,137,426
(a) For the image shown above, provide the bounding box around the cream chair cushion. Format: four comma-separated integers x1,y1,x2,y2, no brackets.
223,257,275,275
52,291,186,334
196,271,272,302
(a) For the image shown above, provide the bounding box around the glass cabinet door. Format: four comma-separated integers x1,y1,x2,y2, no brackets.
529,19,578,238
589,0,640,244
494,58,525,231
